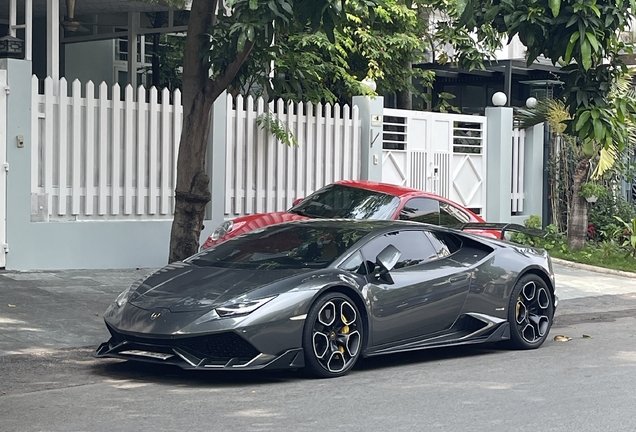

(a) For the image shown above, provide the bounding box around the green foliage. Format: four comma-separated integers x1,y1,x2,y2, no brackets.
238,0,445,104
578,182,606,199
509,216,566,252
256,112,299,147
460,0,636,159
588,189,636,240
614,216,636,257
140,33,185,92
434,92,461,113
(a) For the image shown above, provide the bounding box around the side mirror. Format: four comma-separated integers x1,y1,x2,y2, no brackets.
292,198,303,206
374,244,401,283
376,244,401,271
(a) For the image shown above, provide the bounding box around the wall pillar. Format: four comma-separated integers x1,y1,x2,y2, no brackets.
2,59,33,269
485,106,513,222
352,95,384,181
203,92,228,238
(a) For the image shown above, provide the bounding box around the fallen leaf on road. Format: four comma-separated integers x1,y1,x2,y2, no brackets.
553,335,572,342
7,304,16,308
582,334,591,338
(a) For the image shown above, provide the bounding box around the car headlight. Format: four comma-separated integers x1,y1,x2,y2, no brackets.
211,220,234,241
215,296,277,317
115,286,133,308
114,278,145,308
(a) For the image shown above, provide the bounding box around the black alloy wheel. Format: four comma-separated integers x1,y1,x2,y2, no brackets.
302,292,363,378
507,274,554,349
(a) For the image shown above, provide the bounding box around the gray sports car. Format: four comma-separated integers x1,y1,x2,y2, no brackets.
95,219,557,378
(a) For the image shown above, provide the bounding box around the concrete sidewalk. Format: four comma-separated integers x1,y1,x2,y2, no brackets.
1,264,636,357
0,268,150,356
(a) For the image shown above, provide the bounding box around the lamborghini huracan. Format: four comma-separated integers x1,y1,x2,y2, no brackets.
95,219,557,378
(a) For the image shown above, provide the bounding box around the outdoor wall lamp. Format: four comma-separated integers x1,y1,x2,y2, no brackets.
0,34,24,59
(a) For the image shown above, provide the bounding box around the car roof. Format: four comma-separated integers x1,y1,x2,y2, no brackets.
334,179,447,200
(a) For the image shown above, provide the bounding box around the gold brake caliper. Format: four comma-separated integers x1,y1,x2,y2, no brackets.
516,296,521,319
338,325,349,355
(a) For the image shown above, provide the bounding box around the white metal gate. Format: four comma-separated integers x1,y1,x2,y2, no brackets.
0,69,7,268
382,109,487,215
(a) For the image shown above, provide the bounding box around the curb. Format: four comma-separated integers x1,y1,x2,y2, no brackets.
551,257,636,279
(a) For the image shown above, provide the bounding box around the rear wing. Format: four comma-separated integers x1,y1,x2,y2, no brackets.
459,223,547,240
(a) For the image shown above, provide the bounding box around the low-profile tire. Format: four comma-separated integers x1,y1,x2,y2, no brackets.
302,292,364,378
506,274,554,350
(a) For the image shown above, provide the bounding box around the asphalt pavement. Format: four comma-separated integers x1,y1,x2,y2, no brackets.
1,261,636,356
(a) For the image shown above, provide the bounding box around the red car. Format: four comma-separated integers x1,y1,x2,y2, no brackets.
201,180,495,250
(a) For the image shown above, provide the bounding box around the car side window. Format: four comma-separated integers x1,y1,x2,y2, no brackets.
399,198,440,224
439,202,470,227
360,230,438,271
340,251,366,274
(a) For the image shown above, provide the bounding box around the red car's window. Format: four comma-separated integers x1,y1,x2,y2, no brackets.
290,184,400,220
400,197,470,228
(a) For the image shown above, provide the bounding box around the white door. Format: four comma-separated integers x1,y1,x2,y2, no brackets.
0,69,7,268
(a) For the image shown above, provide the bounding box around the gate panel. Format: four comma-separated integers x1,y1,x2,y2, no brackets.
382,109,487,215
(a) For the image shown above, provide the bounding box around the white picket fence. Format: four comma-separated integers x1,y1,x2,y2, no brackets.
225,95,361,216
31,76,183,220
31,77,362,221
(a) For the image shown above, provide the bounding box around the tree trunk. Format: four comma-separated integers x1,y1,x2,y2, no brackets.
396,62,412,110
567,156,591,250
169,0,255,263
168,0,218,263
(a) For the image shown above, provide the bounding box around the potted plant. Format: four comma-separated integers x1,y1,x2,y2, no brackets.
579,182,606,203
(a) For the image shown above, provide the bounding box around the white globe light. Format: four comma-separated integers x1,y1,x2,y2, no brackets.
525,97,538,109
361,78,377,92
492,92,507,107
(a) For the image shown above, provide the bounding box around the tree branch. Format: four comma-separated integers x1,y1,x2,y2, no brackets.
206,39,256,99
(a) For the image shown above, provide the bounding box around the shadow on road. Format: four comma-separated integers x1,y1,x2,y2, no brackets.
90,344,504,386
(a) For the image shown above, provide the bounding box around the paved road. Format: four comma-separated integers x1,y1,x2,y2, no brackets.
0,264,635,431
0,318,634,431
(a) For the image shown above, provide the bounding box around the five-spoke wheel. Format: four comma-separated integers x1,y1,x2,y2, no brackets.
303,292,363,378
507,275,554,349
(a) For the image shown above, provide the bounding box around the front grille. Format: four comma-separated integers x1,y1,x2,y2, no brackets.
178,333,260,360
108,326,260,361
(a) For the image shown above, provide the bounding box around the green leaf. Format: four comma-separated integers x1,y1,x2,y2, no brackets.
279,0,293,15
582,139,595,155
586,32,599,53
581,39,592,70
593,118,603,141
457,0,468,17
237,32,247,53
249,0,258,10
549,0,561,17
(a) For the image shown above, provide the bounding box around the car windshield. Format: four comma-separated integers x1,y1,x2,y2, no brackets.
187,223,371,270
289,184,400,219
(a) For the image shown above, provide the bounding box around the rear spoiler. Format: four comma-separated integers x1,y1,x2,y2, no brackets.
459,223,548,240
